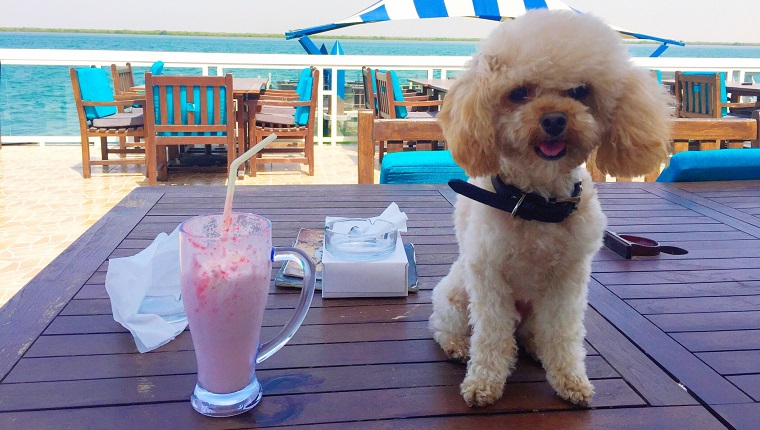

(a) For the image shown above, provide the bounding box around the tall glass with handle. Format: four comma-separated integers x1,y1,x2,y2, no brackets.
179,212,316,417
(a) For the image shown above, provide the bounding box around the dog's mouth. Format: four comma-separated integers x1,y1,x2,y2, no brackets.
535,139,567,160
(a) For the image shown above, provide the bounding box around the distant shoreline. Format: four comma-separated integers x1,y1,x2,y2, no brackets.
0,27,482,43
4,26,759,46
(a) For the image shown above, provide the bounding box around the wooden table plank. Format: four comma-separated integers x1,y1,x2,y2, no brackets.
0,405,726,430
588,279,752,405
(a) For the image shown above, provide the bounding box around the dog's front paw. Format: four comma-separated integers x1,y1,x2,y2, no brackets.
460,375,503,407
549,372,594,406
432,330,470,363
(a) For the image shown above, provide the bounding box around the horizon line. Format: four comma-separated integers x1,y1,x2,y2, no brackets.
3,27,759,46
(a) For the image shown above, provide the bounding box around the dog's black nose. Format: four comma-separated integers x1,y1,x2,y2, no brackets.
540,112,567,137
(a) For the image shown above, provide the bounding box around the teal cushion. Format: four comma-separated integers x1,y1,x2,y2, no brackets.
76,68,117,120
370,69,379,111
150,61,164,76
651,69,663,84
682,71,728,116
380,150,468,184
294,74,313,126
294,67,311,95
657,149,760,182
388,71,407,119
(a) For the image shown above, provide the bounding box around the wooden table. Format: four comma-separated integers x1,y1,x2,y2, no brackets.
407,78,456,99
2,182,760,428
725,80,760,102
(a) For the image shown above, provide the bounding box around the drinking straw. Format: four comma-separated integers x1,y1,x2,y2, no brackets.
222,133,278,233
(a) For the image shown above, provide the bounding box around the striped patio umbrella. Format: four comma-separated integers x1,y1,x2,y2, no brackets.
285,0,684,53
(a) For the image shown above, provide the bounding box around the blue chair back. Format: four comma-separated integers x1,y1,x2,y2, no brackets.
147,74,231,137
294,67,315,126
374,70,410,119
150,61,165,76
75,68,117,120
677,71,728,117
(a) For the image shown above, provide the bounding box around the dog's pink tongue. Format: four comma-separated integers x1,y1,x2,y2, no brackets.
539,140,566,157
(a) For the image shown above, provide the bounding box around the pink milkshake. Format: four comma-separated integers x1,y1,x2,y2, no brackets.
181,239,270,393
179,213,316,417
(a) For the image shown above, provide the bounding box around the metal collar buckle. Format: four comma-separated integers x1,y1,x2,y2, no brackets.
510,194,526,217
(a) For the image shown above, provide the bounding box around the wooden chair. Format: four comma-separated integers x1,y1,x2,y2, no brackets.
358,109,467,184
110,63,140,100
586,112,760,182
249,67,319,176
674,71,760,150
143,72,236,186
110,63,146,154
374,70,443,161
69,67,146,179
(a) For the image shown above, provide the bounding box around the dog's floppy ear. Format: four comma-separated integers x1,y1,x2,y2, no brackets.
438,54,500,177
594,67,672,178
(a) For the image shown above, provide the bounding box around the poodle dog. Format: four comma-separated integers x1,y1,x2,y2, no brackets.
429,10,672,408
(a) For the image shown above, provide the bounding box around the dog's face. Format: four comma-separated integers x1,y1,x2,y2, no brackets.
489,72,603,182
439,10,672,183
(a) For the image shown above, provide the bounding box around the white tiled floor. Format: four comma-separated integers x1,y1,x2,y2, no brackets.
0,143,378,307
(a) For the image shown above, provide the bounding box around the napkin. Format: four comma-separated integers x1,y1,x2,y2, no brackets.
328,202,408,234
105,226,187,353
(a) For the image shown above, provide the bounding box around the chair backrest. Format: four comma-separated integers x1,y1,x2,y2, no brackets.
70,67,117,120
361,66,377,114
674,71,727,118
144,73,235,140
110,63,135,96
358,109,446,184
375,69,409,119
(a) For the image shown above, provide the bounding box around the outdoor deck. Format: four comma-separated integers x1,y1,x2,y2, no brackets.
0,143,374,307
1,180,759,428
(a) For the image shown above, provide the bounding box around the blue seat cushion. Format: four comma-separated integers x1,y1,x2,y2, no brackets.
657,149,760,182
76,68,117,120
380,150,468,184
388,71,407,119
294,72,313,126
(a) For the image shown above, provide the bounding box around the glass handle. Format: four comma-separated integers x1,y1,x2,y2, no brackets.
256,246,316,363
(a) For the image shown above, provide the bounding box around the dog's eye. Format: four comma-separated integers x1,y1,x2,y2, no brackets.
508,86,529,103
567,85,589,101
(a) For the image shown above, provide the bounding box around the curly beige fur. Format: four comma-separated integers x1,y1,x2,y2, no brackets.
429,10,672,408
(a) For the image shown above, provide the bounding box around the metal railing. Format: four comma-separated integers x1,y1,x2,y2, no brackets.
2,48,760,145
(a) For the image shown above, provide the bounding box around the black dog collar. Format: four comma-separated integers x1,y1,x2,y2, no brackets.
448,176,582,223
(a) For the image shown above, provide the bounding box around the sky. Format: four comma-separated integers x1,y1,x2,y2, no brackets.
0,0,758,44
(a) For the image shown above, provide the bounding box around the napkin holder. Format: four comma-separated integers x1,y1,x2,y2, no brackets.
321,217,408,298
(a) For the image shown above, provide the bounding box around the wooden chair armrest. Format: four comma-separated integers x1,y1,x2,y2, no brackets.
114,93,144,101
258,99,310,108
726,102,760,109
80,99,144,108
262,89,298,95
396,99,443,107
404,95,432,101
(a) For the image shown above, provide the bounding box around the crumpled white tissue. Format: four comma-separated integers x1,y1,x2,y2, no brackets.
329,202,408,234
105,226,187,353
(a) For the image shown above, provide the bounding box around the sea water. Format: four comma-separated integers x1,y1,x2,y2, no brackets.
1,32,759,137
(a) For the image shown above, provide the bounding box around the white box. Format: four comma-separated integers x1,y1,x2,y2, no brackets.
321,234,409,298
